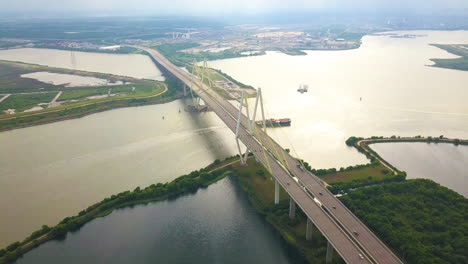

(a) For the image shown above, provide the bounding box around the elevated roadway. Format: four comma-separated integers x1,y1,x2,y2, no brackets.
137,46,402,264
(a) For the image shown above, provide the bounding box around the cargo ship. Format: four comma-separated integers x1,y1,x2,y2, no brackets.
256,118,291,127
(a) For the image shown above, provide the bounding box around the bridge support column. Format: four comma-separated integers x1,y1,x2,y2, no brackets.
289,199,296,220
306,218,313,240
326,241,334,263
235,90,248,166
274,179,280,204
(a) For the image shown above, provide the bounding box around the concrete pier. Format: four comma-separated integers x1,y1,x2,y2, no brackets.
326,241,334,263
274,179,280,204
306,218,313,240
289,199,296,220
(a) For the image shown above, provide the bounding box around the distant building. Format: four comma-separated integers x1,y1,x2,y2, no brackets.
99,45,121,51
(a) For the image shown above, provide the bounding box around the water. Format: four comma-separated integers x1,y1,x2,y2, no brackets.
20,72,124,87
371,142,468,197
0,99,237,247
1,30,468,247
0,48,164,81
16,178,301,264
208,30,468,169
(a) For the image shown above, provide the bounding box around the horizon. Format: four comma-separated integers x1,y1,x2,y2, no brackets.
1,0,468,18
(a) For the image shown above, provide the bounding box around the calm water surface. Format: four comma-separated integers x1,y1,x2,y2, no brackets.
209,30,468,168
0,48,164,81
16,178,302,264
371,143,468,197
1,30,468,247
0,99,237,246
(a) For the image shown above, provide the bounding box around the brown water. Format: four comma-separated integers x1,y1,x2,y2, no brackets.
20,72,123,87
209,30,468,168
0,99,237,247
0,48,164,81
1,30,467,247
371,142,468,197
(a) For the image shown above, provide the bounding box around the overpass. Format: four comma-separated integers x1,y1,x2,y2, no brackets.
138,46,403,264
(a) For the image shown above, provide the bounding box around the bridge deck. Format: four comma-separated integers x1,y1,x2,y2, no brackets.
139,46,402,264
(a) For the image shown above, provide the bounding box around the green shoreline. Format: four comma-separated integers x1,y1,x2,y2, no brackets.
1,137,467,263
429,44,468,72
0,59,184,132
0,156,240,263
0,86,179,132
233,137,467,264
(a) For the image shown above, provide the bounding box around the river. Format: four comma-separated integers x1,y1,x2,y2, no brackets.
209,30,468,169
0,99,238,247
371,142,468,197
0,48,164,81
0,30,467,248
16,178,303,264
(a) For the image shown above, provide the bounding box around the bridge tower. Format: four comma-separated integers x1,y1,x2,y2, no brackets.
187,60,199,106
235,88,266,165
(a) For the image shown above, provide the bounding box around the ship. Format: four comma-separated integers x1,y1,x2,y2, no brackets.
256,118,291,128
297,84,308,93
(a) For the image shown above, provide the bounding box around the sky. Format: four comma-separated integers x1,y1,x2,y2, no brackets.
1,0,468,15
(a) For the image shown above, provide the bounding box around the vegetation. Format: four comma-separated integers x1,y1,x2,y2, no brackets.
341,180,468,264
0,18,222,40
0,157,237,264
211,69,255,89
234,157,467,264
0,80,176,132
152,42,251,67
430,44,468,71
0,60,135,94
318,161,397,184
34,45,142,55
270,48,307,56
0,59,180,131
0,93,55,112
345,136,363,146
232,158,339,264
328,172,406,194
58,83,158,101
0,61,58,93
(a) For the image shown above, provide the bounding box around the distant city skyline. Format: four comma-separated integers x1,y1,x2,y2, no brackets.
1,0,468,15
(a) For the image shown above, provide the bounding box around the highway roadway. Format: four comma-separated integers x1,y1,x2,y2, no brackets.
137,46,402,264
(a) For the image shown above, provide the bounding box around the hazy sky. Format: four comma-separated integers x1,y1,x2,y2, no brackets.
2,0,468,14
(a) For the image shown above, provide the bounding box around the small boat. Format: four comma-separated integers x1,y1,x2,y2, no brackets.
256,118,291,128
297,84,308,94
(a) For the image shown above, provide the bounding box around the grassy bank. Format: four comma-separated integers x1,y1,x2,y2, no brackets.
0,93,56,112
430,44,468,71
0,59,185,131
33,45,142,55
2,147,466,263
233,158,467,264
0,60,137,94
0,81,177,132
232,158,343,264
346,135,468,175
0,156,239,263
152,42,254,67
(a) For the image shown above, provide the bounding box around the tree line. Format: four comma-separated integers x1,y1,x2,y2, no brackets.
0,160,234,263
341,179,468,264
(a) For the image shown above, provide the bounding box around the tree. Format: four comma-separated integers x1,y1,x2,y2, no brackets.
6,241,20,252
256,169,266,177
